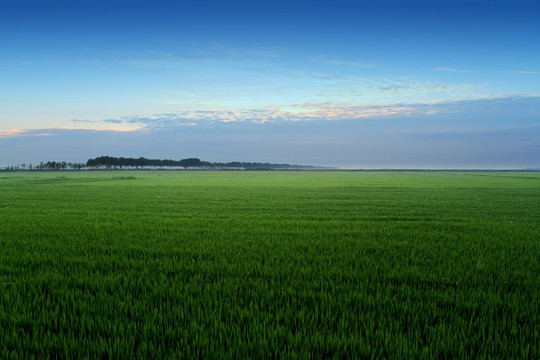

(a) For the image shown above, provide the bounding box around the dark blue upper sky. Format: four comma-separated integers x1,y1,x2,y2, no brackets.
1,0,539,168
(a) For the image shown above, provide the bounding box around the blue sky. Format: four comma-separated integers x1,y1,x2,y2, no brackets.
1,0,539,168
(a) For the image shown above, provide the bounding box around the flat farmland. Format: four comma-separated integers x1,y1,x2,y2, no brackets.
0,171,539,358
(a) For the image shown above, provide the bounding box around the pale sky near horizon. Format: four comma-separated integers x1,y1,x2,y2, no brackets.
1,0,539,168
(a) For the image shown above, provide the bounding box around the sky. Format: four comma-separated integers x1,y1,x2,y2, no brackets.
1,0,539,169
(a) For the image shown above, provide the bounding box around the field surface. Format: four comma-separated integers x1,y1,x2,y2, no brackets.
0,171,539,358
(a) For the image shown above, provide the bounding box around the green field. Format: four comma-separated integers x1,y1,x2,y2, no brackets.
1,171,539,358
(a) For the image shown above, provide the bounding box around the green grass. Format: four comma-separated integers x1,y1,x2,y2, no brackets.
0,171,539,358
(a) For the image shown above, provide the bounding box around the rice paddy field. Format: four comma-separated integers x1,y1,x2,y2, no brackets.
0,171,539,358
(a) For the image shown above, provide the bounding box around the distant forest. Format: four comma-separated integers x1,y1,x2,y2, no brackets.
5,156,321,170
85,156,317,170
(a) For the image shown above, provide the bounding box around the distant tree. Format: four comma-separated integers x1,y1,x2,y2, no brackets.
179,158,202,167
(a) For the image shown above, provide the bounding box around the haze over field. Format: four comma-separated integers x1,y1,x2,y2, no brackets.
1,0,539,169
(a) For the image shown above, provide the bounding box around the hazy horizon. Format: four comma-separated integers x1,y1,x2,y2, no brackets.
1,0,539,169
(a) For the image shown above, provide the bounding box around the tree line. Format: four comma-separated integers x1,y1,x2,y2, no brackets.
85,156,311,169
3,156,318,170
86,156,207,168
3,161,86,171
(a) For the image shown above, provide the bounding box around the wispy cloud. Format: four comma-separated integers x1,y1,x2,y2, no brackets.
511,70,538,75
69,105,418,131
0,61,31,66
301,75,482,105
56,95,540,137
153,39,176,44
430,67,471,73
206,43,286,62
122,95,540,127
0,129,26,138
122,50,205,68
123,43,286,69
307,74,349,81
0,129,57,138
71,119,98,124
311,55,375,68
0,128,136,139
75,60,103,66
